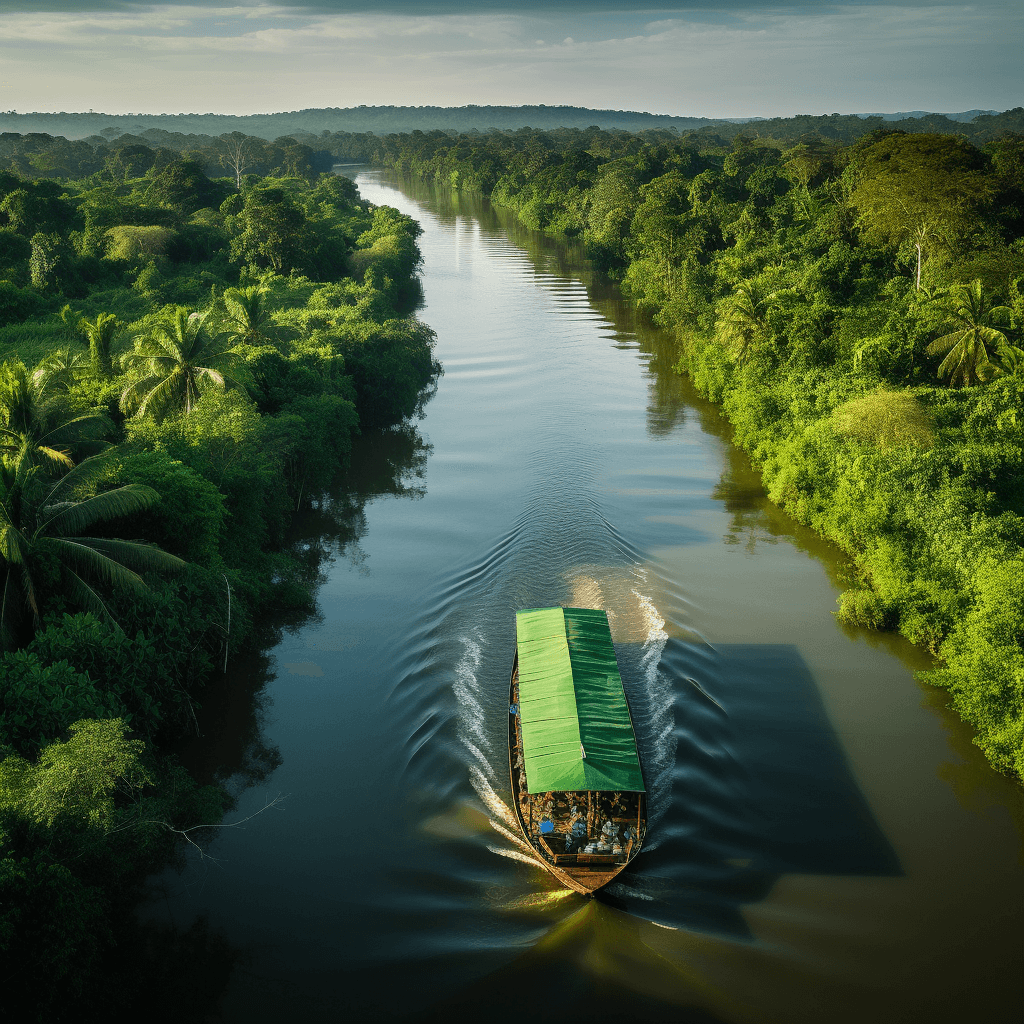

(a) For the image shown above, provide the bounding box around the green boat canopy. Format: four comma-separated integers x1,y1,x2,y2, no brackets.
515,607,645,795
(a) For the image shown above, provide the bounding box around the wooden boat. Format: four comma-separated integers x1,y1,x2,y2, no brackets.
508,607,646,895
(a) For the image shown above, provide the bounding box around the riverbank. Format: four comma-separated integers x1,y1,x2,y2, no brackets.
0,163,439,1019
366,126,1024,784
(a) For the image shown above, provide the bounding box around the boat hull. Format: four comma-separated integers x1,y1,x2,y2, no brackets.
508,652,646,895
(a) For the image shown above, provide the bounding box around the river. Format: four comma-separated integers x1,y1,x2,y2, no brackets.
149,168,1024,1022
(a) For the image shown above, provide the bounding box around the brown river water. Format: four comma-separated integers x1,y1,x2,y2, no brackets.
146,169,1024,1022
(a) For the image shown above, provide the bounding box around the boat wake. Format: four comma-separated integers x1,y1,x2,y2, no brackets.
452,632,492,773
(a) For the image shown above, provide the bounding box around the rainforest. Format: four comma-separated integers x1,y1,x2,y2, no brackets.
0,155,439,1016
2,112,1024,1021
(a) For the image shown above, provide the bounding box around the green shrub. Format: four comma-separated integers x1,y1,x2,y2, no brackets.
0,651,126,757
0,280,48,327
26,613,199,739
836,588,898,630
107,449,226,563
831,389,935,449
105,225,176,262
925,554,1024,776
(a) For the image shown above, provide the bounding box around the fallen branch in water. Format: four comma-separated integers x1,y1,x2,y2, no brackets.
109,793,288,862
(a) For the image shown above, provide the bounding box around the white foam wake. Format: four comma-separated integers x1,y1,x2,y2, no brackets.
453,632,491,765
629,570,675,851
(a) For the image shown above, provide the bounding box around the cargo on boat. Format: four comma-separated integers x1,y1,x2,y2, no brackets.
508,606,646,895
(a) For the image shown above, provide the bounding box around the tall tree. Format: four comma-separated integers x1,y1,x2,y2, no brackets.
217,132,259,191
229,187,316,276
849,133,994,252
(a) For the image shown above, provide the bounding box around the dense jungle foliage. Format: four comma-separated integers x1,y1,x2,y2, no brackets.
0,157,438,1019
370,124,1024,782
2,107,1020,190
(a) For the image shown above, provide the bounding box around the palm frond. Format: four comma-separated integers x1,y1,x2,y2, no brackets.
73,536,186,573
199,368,226,389
42,537,150,595
62,566,123,634
937,347,968,384
975,326,1012,347
926,330,963,356
41,451,118,507
35,410,113,448
0,521,31,564
138,370,187,420
32,445,75,472
38,483,160,538
31,348,87,393
120,374,168,417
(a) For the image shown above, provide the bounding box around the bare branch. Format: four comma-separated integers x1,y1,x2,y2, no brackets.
109,793,288,862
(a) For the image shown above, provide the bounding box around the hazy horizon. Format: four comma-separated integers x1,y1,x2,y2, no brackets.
0,103,1009,122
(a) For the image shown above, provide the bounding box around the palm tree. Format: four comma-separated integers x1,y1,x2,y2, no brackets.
56,304,81,344
219,285,292,348
926,280,1019,386
120,307,246,421
0,455,185,649
80,311,120,375
719,280,794,366
0,357,111,474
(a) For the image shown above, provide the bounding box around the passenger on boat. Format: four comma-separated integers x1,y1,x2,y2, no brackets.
565,806,588,853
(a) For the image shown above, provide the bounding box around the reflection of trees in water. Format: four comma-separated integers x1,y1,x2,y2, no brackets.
379,172,691,440
93,916,241,1024
710,448,780,555
298,420,433,576
185,419,432,791
145,416,435,1013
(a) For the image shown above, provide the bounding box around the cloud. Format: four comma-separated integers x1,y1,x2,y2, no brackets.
0,0,1012,11
0,2,1018,118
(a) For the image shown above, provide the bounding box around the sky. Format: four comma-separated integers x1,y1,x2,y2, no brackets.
0,1,1020,120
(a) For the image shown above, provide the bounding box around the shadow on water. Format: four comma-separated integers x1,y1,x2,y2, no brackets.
370,636,899,1021
622,641,900,939
474,638,900,941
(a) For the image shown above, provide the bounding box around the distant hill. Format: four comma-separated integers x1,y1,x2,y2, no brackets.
0,105,1018,142
867,109,1000,122
0,105,727,140
686,107,1024,146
